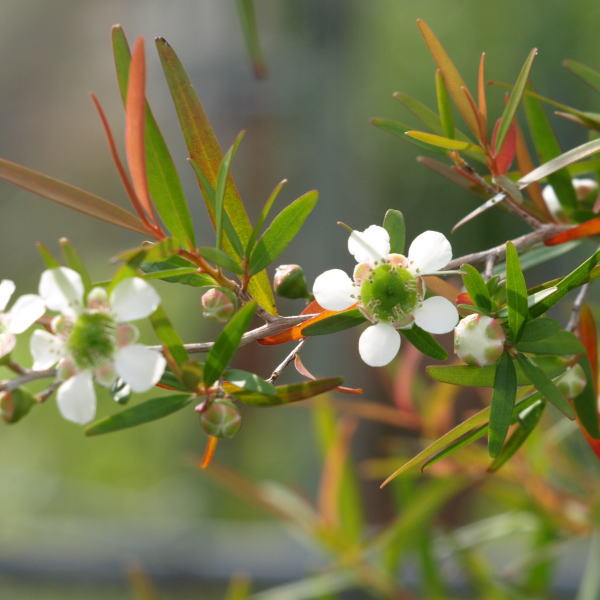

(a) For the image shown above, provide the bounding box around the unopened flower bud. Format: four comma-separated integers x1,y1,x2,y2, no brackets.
201,288,235,322
0,388,35,424
273,265,309,299
555,364,586,400
454,314,505,367
455,292,474,307
200,399,241,438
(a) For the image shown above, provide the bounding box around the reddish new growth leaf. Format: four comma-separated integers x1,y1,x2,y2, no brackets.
200,435,219,469
493,121,517,175
294,354,363,395
545,216,600,246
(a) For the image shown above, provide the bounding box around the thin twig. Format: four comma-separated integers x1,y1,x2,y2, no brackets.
484,250,498,280
567,283,590,332
36,381,61,403
0,368,57,393
445,224,568,270
268,339,305,383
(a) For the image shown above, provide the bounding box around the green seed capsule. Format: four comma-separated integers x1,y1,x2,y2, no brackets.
201,399,242,438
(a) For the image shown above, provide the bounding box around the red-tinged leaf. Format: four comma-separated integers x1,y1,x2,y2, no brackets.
156,37,276,313
200,435,218,469
294,354,363,395
257,304,356,345
545,217,600,246
462,86,487,145
416,19,480,138
494,121,517,175
514,121,551,218
477,52,487,125
579,304,598,391
126,38,158,227
0,158,149,235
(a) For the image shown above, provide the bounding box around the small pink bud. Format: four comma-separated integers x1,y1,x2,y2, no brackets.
201,288,235,322
556,364,586,400
454,314,505,367
200,399,241,438
273,265,309,299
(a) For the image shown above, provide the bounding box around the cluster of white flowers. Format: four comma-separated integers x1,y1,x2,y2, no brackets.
312,225,459,367
1,268,166,426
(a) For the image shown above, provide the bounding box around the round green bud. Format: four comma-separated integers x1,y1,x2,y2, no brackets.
200,399,241,438
67,312,116,369
201,288,235,322
556,364,587,400
359,263,421,327
454,314,505,367
273,264,309,299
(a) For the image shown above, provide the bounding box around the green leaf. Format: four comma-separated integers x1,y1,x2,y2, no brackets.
156,37,275,313
518,317,562,342
529,249,600,318
516,353,575,418
573,356,600,439
505,242,528,340
495,48,537,152
0,158,148,235
215,132,245,250
224,368,277,396
435,70,455,139
141,256,217,287
488,352,517,457
394,92,446,134
204,301,257,388
383,209,406,254
401,325,448,360
488,401,544,471
421,424,488,471
493,240,580,274
59,238,92,294
36,242,60,268
85,394,193,436
149,305,189,368
516,329,584,355
159,368,190,392
235,0,267,79
427,355,564,387
1,388,35,424
523,91,577,212
245,179,287,258
301,309,366,336
371,118,451,155
248,190,318,275
563,59,600,93
405,131,483,153
233,377,343,406
198,246,244,274
112,26,196,249
460,264,492,313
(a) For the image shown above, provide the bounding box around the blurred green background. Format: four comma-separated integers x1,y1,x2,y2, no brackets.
1,1,600,597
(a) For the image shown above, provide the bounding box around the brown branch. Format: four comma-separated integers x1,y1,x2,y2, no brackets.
0,368,57,393
268,339,305,383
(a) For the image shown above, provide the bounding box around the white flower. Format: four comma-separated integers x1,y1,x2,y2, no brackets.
543,177,598,221
312,225,458,367
30,267,166,425
0,279,45,359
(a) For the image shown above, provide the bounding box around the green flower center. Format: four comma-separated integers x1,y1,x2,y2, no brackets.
359,263,422,326
67,312,116,369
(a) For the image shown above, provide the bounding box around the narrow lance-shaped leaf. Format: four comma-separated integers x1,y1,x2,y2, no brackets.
215,133,245,251
85,394,194,436
523,90,577,212
394,92,445,135
383,209,406,254
516,329,584,355
405,131,483,153
488,352,517,457
233,377,343,406
204,301,257,388
460,264,492,313
249,190,318,275
156,37,275,313
149,305,189,369
301,308,366,336
235,0,267,79
505,242,528,340
197,246,244,275
0,158,148,235
224,368,277,396
572,356,600,440
416,19,480,138
516,353,575,418
59,238,92,294
401,325,448,361
563,59,600,93
495,48,537,152
477,52,488,125
371,118,451,156
112,26,195,249
36,242,60,268
435,69,455,139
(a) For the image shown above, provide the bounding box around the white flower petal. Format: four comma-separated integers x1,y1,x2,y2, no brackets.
39,267,84,316
0,280,16,311
7,294,45,334
114,345,166,392
56,371,96,425
312,269,355,311
30,329,65,369
347,225,390,264
358,322,401,367
110,278,160,322
408,231,452,274
0,332,16,358
413,296,459,334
